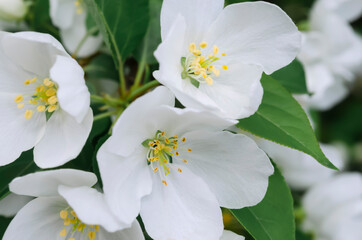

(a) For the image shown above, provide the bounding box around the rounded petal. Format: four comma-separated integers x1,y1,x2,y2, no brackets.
97,221,145,240
2,31,68,77
9,169,97,197
205,2,301,74
49,0,76,29
178,131,273,209
140,164,223,240
302,173,362,232
33,109,93,169
97,143,152,225
3,196,66,240
221,230,245,240
60,12,103,58
107,86,175,157
0,193,33,217
58,185,128,232
50,55,91,123
160,0,224,41
312,0,362,23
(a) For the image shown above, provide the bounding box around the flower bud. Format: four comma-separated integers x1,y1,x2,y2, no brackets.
0,0,28,21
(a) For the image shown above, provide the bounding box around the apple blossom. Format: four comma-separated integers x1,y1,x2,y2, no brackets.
298,0,362,110
154,0,301,119
0,0,27,21
0,31,93,168
3,169,144,240
0,193,33,217
221,230,245,240
302,173,362,238
97,86,274,240
49,0,103,58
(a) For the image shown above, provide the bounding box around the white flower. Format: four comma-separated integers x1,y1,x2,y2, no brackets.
50,0,103,58
3,169,144,240
302,173,362,239
221,230,245,240
0,0,27,21
0,31,93,168
0,193,33,217
153,0,301,120
256,139,346,190
97,86,274,240
298,0,362,110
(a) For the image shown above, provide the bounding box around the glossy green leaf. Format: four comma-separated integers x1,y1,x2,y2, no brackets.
237,75,336,169
231,166,295,240
29,0,60,38
84,54,119,81
271,59,308,94
84,0,149,68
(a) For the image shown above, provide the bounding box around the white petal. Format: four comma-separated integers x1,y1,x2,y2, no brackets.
0,93,46,166
302,173,362,232
33,109,93,169
2,31,68,77
221,230,245,240
9,169,97,197
312,0,362,23
0,193,33,217
49,0,76,29
178,131,273,208
205,2,301,74
140,164,223,240
97,221,145,240
3,196,66,240
160,0,224,41
97,143,152,225
50,55,91,123
60,11,103,58
107,86,175,157
58,185,128,232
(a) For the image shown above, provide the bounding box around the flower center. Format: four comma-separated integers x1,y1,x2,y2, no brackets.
181,41,228,88
59,208,100,240
14,77,59,120
74,0,83,14
143,130,192,186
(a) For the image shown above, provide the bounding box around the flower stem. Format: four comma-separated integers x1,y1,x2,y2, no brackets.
73,26,99,58
118,62,127,98
127,80,160,101
93,111,117,122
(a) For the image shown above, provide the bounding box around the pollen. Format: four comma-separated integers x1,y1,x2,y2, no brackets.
178,168,182,173
162,180,168,186
222,65,228,70
60,210,68,219
25,110,33,119
14,95,24,103
59,228,67,237
199,42,208,48
187,148,192,152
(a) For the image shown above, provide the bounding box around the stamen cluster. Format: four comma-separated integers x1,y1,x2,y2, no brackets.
181,41,228,87
59,208,100,240
144,130,192,186
14,77,58,119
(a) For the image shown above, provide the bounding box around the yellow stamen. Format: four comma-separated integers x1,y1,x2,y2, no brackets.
64,218,71,226
162,180,167,186
25,110,33,119
199,42,208,48
60,210,68,219
29,99,37,105
37,105,46,112
14,95,24,103
59,228,67,237
153,168,158,173
222,65,228,70
88,231,96,240
47,96,58,105
17,103,24,109
48,105,57,113
206,77,213,85
222,53,227,56
187,148,192,152
182,137,186,142
182,159,188,163
178,168,182,173
95,225,100,231
45,88,56,97
43,78,54,87
213,45,219,55
189,43,196,52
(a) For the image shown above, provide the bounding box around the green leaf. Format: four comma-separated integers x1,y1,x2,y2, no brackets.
0,150,39,200
84,0,150,68
271,59,308,94
237,75,336,169
0,216,12,239
84,54,119,80
92,134,110,189
230,166,295,240
29,0,60,38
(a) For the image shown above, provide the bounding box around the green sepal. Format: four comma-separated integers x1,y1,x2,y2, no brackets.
189,77,200,88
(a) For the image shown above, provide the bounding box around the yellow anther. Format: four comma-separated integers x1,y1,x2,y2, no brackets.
193,50,201,56
161,131,165,136
71,210,77,218
213,69,220,77
199,42,208,48
178,168,182,173
25,110,33,119
162,180,167,186
222,53,227,56
36,85,45,93
202,72,207,79
76,8,83,14
59,228,67,237
173,146,177,149
77,223,85,231
17,103,24,109
64,218,71,226
165,138,170,144
182,159,188,163
24,77,37,85
88,231,96,240
173,135,178,138
213,45,219,55
206,77,213,85
24,79,31,85
175,151,179,156
187,148,192,152
74,0,81,6
48,105,57,112
189,43,196,53
222,65,228,70
60,210,68,219
199,56,206,62
69,238,75,240
182,137,186,142
95,225,100,231
29,99,37,105
37,105,46,112
48,96,58,105
14,95,24,103
45,88,57,97
154,168,158,173
43,78,54,87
